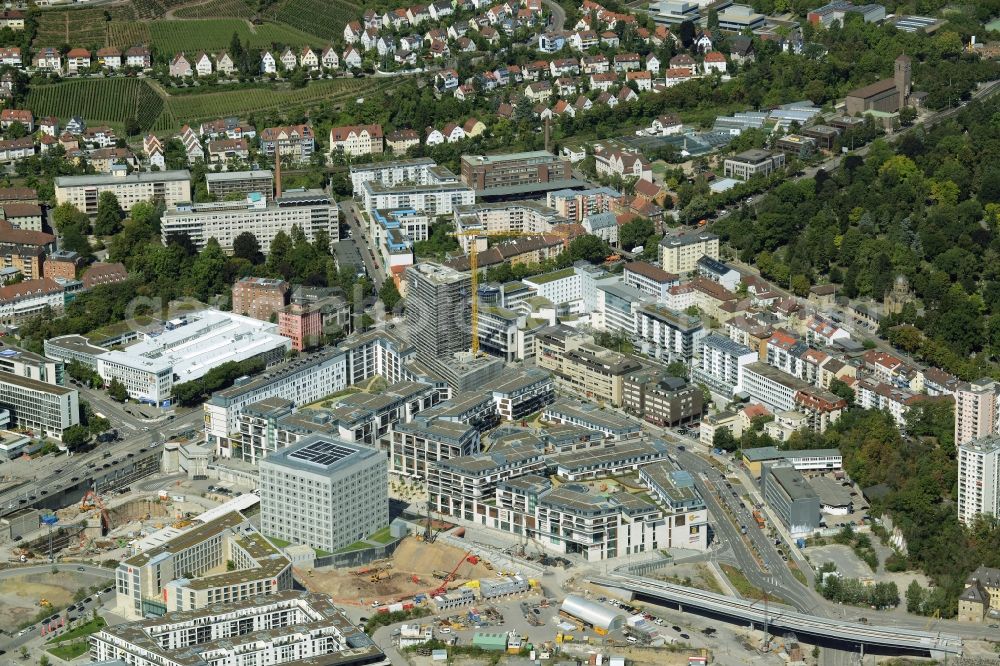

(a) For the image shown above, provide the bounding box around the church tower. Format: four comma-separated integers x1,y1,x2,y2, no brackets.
894,54,912,106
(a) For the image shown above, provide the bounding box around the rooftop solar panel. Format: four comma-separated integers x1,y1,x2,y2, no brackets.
287,439,357,467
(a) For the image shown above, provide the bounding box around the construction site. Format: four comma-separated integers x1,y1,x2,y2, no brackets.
302,537,498,605
13,483,217,563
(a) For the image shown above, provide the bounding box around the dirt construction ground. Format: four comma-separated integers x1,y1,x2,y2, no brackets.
0,572,89,628
304,538,495,605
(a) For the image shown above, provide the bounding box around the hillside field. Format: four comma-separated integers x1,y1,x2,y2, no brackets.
25,78,172,132
24,76,393,132
269,0,362,42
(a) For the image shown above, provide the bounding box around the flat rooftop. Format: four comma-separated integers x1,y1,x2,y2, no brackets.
420,391,493,418
484,368,551,395
205,170,272,182
265,435,380,475
124,511,245,568
55,170,190,186
350,157,435,173
210,348,346,404
767,465,818,502
640,461,703,507
462,151,560,164
544,399,639,433
98,310,289,381
549,439,667,471
93,591,383,666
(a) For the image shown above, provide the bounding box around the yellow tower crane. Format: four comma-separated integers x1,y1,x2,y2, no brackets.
455,229,569,356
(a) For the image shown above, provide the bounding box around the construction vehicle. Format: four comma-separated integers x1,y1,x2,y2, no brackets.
752,510,765,529
429,550,474,597
456,228,568,357
79,489,112,534
38,598,52,608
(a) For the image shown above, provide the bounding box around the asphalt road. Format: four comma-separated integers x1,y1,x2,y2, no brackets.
541,0,567,31
340,200,385,290
0,407,203,512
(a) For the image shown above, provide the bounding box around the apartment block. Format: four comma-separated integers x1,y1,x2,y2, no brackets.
692,333,756,395
360,171,474,215
955,379,1000,447
428,444,547,522
542,397,642,441
659,232,720,274
54,169,191,214
259,124,314,162
638,461,709,550
260,435,388,552
624,261,679,300
389,415,480,478
536,325,642,407
205,170,274,198
205,349,348,455
93,592,387,666
958,566,1000,623
635,304,706,364
741,362,845,432
161,190,337,254
0,278,64,324
348,157,439,194
546,186,621,222
622,371,703,427
957,436,1000,526
485,368,555,420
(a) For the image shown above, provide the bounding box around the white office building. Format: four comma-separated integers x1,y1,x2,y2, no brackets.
97,310,290,406
260,435,388,552
55,169,191,214
958,436,1000,526
0,373,78,440
160,190,337,254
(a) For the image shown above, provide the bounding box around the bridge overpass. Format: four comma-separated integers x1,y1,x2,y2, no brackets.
589,574,963,658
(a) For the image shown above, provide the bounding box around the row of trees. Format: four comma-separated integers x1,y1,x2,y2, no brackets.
172,357,266,406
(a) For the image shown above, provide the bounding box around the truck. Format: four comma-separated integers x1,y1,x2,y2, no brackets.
752,510,765,528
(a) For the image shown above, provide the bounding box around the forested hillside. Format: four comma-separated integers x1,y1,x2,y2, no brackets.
715,97,1000,380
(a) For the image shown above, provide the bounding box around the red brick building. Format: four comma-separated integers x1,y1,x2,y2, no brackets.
232,276,289,321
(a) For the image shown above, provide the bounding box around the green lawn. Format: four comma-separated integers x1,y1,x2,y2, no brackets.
369,526,395,544
721,564,786,603
266,535,291,548
48,641,91,660
48,617,106,645
336,540,370,553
